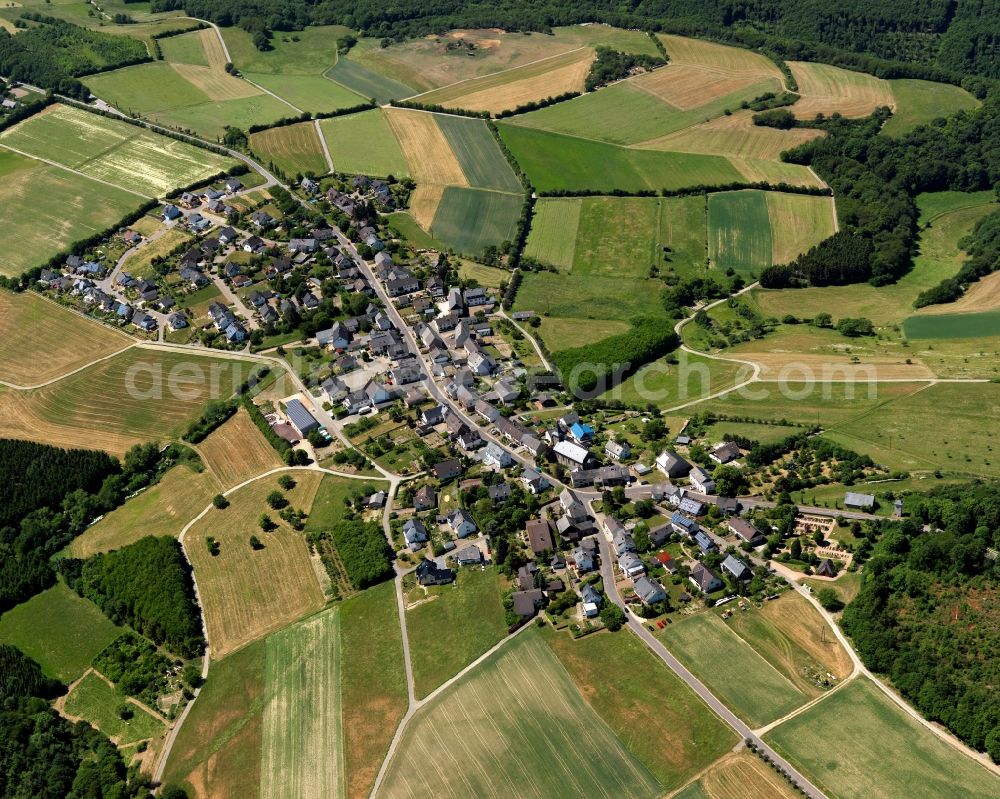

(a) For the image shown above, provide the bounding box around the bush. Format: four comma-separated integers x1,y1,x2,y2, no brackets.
212,494,229,509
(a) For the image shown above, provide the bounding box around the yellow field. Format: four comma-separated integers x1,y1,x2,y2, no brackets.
197,27,228,70
658,34,784,79
922,270,1000,314
731,157,826,188
638,110,824,160
766,192,837,264
634,65,778,110
686,750,801,799
383,108,467,185
186,471,324,658
731,349,936,381
407,184,445,230
70,464,218,558
197,407,284,487
0,291,132,387
789,62,895,119
418,47,595,113
171,63,261,100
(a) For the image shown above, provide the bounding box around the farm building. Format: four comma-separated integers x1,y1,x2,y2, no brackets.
710,442,741,464
845,492,876,510
656,450,691,478
286,399,320,436
554,440,593,470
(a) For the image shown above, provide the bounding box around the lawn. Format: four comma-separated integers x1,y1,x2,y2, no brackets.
429,187,522,256
542,626,736,790
377,628,664,799
603,351,750,410
64,670,165,745
708,190,772,276
0,290,131,385
0,149,144,276
660,611,809,727
250,122,327,177
122,227,193,280
406,566,507,699
0,583,123,683
70,463,217,558
186,471,325,658
497,124,745,193
261,607,344,799
523,198,581,269
0,103,234,195
161,638,266,799
0,348,246,457
435,114,523,192
766,678,1000,799
724,592,853,697
320,109,409,177
882,79,980,137
340,582,407,799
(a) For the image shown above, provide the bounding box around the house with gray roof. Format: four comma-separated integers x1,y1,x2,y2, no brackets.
633,576,667,605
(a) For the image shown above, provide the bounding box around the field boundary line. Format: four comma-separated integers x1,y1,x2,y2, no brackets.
0,341,138,390
0,143,153,199
314,118,335,173
753,672,859,736
403,46,591,102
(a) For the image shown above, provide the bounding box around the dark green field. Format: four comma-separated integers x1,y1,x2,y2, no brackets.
325,58,416,104
430,187,522,255
708,190,772,275
904,310,1000,339
435,115,523,193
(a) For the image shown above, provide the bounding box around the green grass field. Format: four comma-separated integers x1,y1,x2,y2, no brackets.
85,61,210,115
524,198,581,269
497,124,744,193
305,474,386,532
700,420,804,444
406,566,507,699
320,109,410,177
161,638,266,797
542,626,736,790
882,79,980,137
0,103,233,196
429,187,522,256
766,678,1000,799
435,115,523,193
916,189,997,225
509,75,778,146
904,310,1000,339
158,94,295,140
377,628,664,799
387,212,447,249
708,190,772,275
250,121,327,176
0,583,123,683
574,196,663,277
531,316,632,350
603,351,750,410
0,148,141,275
514,270,665,323
158,29,210,65
65,670,165,744
660,611,809,727
244,72,365,113
222,24,354,76
261,607,345,799
324,58,416,104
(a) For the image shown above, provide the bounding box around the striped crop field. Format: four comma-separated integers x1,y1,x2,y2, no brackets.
708,190,772,276
250,121,328,176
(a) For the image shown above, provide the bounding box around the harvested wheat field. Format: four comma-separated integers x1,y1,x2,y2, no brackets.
638,110,823,160
921,270,1000,314
419,47,594,113
677,750,801,799
766,192,837,264
732,351,935,381
186,470,324,659
384,108,467,185
633,65,777,110
198,407,284,487
658,34,784,79
731,157,826,188
407,184,446,230
0,291,132,387
789,62,895,119
171,63,262,100
196,27,229,70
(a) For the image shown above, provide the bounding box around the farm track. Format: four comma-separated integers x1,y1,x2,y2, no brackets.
315,118,335,173
0,142,152,198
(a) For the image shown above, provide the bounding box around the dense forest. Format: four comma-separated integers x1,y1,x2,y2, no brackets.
62,536,205,658
0,439,119,529
0,441,189,613
842,482,1000,760
0,646,149,799
0,16,148,96
144,0,1000,79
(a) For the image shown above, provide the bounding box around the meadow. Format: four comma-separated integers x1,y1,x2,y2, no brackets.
70,463,217,558
305,474,387,531
406,566,507,699
603,352,750,410
530,317,631,351
0,290,131,385
0,149,144,276
882,79,980,137
186,471,325,658
261,607,345,799
660,611,809,727
320,109,409,177
197,407,284,487
0,348,246,456
161,638,266,799
700,420,804,445
64,670,166,745
766,193,837,265
123,227,194,280
673,751,802,799
788,62,895,119
497,124,744,193
707,190,772,275
429,187,522,255
765,678,1000,799
542,626,736,790
159,29,218,67
904,310,1000,340
513,270,664,324
0,104,233,196
523,198,581,269
250,122,328,177
377,628,664,799
0,582,123,682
